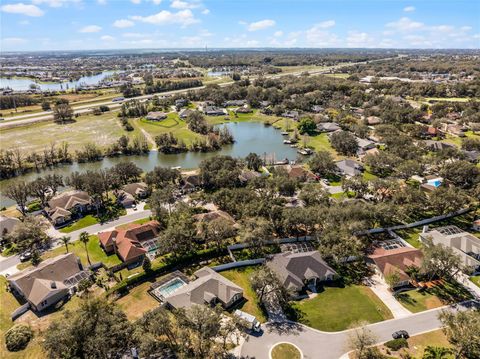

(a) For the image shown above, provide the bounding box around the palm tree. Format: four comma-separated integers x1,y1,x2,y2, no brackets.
423,346,452,359
60,236,71,253
79,232,91,265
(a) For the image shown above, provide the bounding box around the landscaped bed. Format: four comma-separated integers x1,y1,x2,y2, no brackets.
289,284,393,331
270,342,302,359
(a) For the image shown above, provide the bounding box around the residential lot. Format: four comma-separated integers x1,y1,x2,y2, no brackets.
289,284,393,331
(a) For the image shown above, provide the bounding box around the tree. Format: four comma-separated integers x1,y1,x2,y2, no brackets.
297,117,317,135
4,181,29,216
441,160,480,189
346,323,378,359
385,269,401,290
60,235,71,253
308,151,336,177
79,231,91,265
142,256,152,273
199,155,242,190
43,299,133,358
298,183,330,207
158,205,197,257
421,238,463,281
150,185,176,215
330,131,359,156
145,166,180,188
240,217,272,257
250,266,290,308
8,216,49,255
439,310,480,359
28,177,51,208
41,100,51,111
53,102,74,124
428,187,470,216
245,152,263,171
422,346,452,359
109,161,142,185
5,324,33,352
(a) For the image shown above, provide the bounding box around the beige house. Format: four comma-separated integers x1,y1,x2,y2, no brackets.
7,253,88,312
46,190,92,226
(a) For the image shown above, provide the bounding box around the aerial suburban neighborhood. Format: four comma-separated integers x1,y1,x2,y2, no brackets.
0,0,479,358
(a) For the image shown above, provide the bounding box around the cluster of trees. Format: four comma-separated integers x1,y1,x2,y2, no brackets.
144,79,203,95
42,298,247,359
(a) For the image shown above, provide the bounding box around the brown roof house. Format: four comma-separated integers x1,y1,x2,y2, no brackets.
266,251,337,292
0,215,20,239
46,190,92,226
7,253,88,312
164,267,243,309
98,221,160,265
368,246,423,288
123,182,149,199
286,165,317,182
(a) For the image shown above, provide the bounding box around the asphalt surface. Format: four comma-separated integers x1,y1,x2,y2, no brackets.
240,301,478,359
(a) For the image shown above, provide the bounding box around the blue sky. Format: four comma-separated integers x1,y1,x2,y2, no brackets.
1,0,479,51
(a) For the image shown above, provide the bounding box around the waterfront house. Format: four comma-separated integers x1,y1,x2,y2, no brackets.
317,122,341,133
46,190,92,226
123,182,149,199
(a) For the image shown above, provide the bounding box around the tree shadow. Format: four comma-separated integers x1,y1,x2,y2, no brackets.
265,320,304,336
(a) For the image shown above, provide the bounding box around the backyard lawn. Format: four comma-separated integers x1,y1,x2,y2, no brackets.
221,266,267,323
116,281,159,320
17,234,122,270
396,281,472,313
289,284,393,331
59,215,99,233
393,228,423,248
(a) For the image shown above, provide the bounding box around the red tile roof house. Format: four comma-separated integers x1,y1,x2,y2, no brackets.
98,221,160,265
367,246,423,289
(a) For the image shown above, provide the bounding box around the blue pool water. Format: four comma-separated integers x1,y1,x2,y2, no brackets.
156,278,186,297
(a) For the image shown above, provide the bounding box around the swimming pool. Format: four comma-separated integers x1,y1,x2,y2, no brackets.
153,277,186,299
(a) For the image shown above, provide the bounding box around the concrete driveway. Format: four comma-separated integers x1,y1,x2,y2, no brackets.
364,274,412,318
240,301,478,359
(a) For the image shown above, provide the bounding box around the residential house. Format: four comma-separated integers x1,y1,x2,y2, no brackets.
336,159,364,177
423,140,455,152
281,110,300,120
311,105,324,113
175,98,188,108
165,267,243,309
442,123,466,137
235,106,253,114
46,190,92,226
0,215,20,239
98,221,160,264
355,136,377,154
367,246,423,288
420,226,480,270
123,182,149,199
317,122,341,133
181,174,201,193
463,150,479,164
286,165,317,182
203,106,227,116
146,112,168,121
420,175,443,192
266,250,337,292
115,190,136,208
366,116,382,126
238,170,261,183
7,253,88,311
223,100,246,107
193,210,238,230
179,108,194,119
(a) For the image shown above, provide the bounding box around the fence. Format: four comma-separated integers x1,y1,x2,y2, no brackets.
212,258,265,272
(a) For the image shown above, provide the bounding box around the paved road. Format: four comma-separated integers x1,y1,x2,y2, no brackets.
240,301,478,359
0,254,21,275
1,57,398,129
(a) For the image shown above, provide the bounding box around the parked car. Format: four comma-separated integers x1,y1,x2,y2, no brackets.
234,310,261,333
112,97,125,102
392,330,409,339
19,251,32,262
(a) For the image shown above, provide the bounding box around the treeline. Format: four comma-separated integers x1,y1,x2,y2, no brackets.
144,79,203,95
0,95,38,110
0,136,149,180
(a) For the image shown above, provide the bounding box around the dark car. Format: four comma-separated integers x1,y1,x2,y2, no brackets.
19,251,32,262
392,330,409,339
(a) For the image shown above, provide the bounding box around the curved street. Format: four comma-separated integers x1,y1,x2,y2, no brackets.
240,301,478,359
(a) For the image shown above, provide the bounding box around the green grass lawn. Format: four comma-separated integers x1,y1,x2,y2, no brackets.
289,284,393,331
393,228,423,248
470,276,480,288
396,281,472,313
271,343,302,359
441,131,480,148
303,133,340,158
362,170,378,181
17,234,122,270
116,216,152,230
59,215,99,233
220,266,267,323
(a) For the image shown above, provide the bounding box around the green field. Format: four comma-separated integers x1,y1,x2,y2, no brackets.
59,215,99,233
289,285,393,331
221,266,267,323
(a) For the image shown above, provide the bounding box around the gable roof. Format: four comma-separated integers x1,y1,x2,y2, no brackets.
47,190,91,213
266,251,337,291
336,159,364,176
122,182,148,197
8,253,83,306
166,266,243,309
368,247,423,282
193,210,236,225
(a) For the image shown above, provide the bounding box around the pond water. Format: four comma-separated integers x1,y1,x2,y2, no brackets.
0,122,299,207
0,71,118,92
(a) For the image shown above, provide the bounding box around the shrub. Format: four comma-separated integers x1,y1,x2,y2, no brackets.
5,324,33,352
384,338,408,351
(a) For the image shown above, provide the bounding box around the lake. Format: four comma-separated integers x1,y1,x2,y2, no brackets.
0,71,118,92
0,122,299,207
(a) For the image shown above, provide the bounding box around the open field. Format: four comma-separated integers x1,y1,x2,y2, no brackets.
17,234,122,270
0,111,136,154
221,266,267,323
289,284,393,331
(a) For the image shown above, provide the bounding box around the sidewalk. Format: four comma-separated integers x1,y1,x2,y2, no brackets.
364,274,412,319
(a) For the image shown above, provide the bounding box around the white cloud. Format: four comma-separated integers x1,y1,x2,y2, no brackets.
131,0,141,4
2,37,28,45
170,0,200,9
403,6,415,12
79,25,102,33
151,0,162,4
122,32,151,38
97,0,107,4
201,8,209,15
314,20,335,29
32,0,81,7
1,3,44,17
305,22,339,46
247,19,275,31
273,31,283,37
346,31,375,47
386,17,424,32
131,9,198,26
113,19,134,28
101,35,115,41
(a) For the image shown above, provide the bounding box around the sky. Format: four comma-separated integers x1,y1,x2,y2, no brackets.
0,0,479,52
